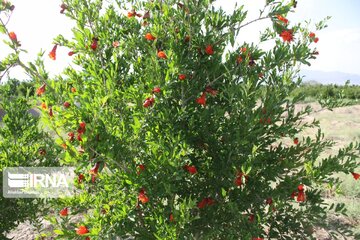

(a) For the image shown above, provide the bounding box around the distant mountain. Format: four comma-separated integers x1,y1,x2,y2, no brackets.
300,70,360,85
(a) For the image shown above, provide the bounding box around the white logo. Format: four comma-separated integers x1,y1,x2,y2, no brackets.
8,172,69,188
3,167,75,198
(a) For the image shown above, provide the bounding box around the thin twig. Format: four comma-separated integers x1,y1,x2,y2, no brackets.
4,10,13,26
238,16,270,31
0,64,14,82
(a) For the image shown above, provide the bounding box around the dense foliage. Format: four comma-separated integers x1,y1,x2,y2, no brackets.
0,84,60,238
1,0,359,239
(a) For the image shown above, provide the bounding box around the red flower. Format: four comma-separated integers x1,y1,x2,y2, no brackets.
145,33,156,41
235,172,248,186
240,47,247,53
77,133,83,141
76,225,89,235
252,238,264,240
90,162,101,175
63,101,71,108
127,10,142,18
169,213,174,222
291,191,297,199
234,177,242,186
184,165,197,174
280,30,293,42
68,132,75,141
79,121,86,129
197,197,215,208
143,97,155,108
71,87,76,93
137,164,145,174
128,11,135,18
205,86,218,96
8,31,17,41
49,107,53,118
68,51,75,56
314,37,319,43
248,214,255,222
266,198,273,205
206,198,215,206
293,137,299,145
36,83,46,96
59,207,68,217
41,102,47,109
78,174,85,183
85,237,91,240
196,92,206,106
90,38,98,51
152,87,161,93
60,3,68,14
197,198,208,209
205,44,214,55
309,32,316,38
351,172,360,180
236,56,243,64
157,51,167,59
49,44,58,60
77,127,85,135
178,74,186,80
296,184,306,202
276,15,289,24
138,189,149,204
297,191,306,202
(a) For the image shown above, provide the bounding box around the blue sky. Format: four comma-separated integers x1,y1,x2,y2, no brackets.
1,0,360,80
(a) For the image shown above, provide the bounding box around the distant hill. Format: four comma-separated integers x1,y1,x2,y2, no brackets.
300,70,360,85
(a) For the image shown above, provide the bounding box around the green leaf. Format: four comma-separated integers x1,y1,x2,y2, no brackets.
53,229,64,235
221,188,227,197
